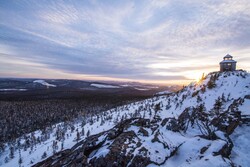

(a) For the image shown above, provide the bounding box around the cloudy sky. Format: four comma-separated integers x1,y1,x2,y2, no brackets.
0,0,250,84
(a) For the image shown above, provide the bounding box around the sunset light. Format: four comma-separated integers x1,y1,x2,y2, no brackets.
0,1,249,84
1,1,250,167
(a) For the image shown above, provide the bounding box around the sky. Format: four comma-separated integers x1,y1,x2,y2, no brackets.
0,0,250,85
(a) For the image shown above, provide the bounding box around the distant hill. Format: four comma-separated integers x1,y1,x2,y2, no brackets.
0,78,180,100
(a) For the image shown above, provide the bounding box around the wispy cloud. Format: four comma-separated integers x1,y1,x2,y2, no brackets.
0,0,249,84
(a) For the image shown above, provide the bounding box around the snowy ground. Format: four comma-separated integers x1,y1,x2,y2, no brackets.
0,89,27,91
90,83,120,88
155,90,171,95
230,125,250,167
33,80,56,87
1,71,250,167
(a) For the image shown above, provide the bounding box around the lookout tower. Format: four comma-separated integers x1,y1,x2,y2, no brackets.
219,54,237,72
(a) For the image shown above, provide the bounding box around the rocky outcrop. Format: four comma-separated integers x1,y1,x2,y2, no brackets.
33,118,168,167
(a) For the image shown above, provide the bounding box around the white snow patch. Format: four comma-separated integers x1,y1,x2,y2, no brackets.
134,88,149,91
90,84,120,88
156,90,171,95
33,80,56,87
0,89,27,91
231,125,250,167
120,84,130,87
238,99,250,115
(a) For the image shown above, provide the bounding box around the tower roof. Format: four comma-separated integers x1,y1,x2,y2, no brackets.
220,54,237,64
224,54,233,59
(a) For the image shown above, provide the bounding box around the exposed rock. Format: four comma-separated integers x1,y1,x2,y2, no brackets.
178,107,195,132
166,118,179,132
33,118,159,167
161,118,168,126
200,145,210,154
213,142,233,158
138,127,149,136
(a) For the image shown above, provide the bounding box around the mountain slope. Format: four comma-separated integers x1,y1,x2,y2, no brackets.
1,70,250,167
34,70,250,167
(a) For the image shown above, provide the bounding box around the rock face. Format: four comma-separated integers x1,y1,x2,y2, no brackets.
34,118,164,167
34,113,240,167
33,71,250,167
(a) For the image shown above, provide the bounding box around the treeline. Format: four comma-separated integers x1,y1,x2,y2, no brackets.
0,95,148,145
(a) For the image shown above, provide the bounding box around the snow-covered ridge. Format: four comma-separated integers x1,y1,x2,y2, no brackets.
1,71,250,167
90,83,120,88
33,80,56,87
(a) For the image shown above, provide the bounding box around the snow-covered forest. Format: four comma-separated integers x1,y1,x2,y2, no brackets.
0,70,250,167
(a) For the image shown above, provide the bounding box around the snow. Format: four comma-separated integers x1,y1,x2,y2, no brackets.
120,84,159,90
157,71,250,119
0,102,140,167
0,89,27,91
230,125,250,167
156,90,171,95
1,71,250,167
143,86,159,89
147,136,231,167
134,88,149,91
120,84,130,87
90,83,120,88
238,99,250,115
33,80,56,87
0,119,114,167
